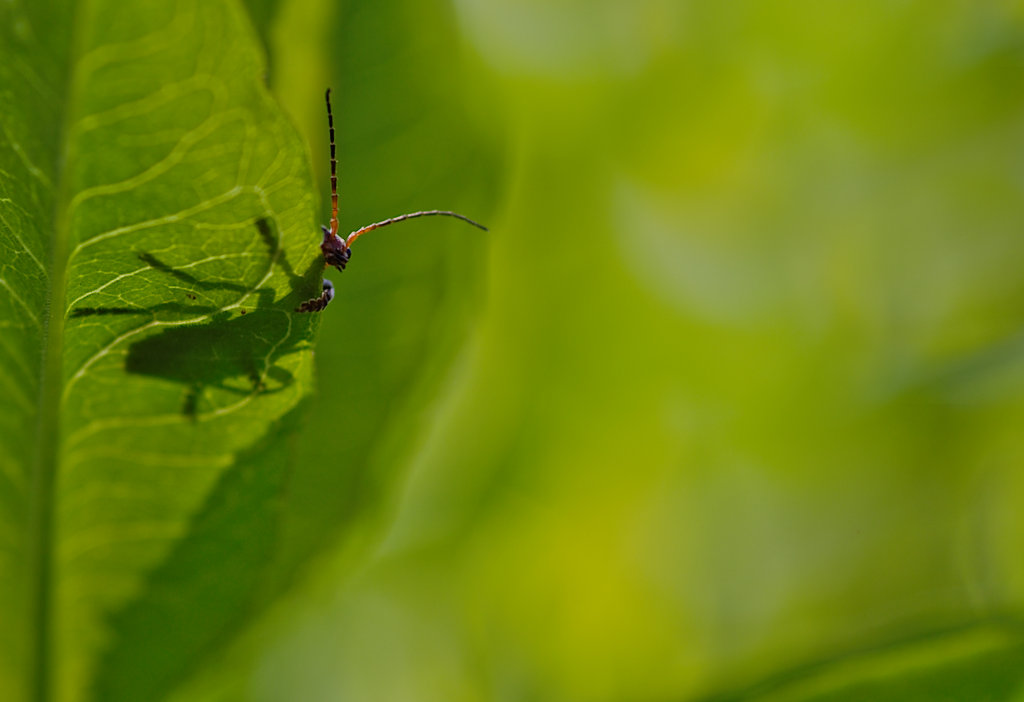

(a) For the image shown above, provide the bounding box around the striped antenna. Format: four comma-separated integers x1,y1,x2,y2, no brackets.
346,209,488,248
326,88,339,237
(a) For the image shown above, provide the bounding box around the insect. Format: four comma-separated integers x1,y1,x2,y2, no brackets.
297,89,487,313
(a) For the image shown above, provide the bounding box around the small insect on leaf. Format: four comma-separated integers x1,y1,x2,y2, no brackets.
296,88,487,313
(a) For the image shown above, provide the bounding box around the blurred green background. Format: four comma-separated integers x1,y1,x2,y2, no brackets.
227,1,1024,699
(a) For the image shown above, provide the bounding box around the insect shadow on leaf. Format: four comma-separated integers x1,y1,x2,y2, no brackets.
66,217,315,418
123,308,301,419
70,220,283,318
255,216,325,309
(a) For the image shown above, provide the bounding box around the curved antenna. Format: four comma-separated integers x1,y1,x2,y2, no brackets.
326,88,339,237
345,209,488,248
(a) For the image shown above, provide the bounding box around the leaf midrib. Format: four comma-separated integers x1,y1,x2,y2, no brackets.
28,2,85,700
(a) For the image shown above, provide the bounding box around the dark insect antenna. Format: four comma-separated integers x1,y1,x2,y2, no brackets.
297,88,487,313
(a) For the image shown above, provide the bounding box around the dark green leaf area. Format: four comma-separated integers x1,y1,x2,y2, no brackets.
90,403,302,702
708,625,1024,702
815,648,1024,702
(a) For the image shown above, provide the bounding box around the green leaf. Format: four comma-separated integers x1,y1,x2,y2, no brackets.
703,621,1024,702
0,1,322,700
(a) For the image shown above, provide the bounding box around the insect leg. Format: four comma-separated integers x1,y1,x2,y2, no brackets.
295,278,335,313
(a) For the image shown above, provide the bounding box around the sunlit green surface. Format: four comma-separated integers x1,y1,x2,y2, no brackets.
3,0,1024,699
1,1,320,700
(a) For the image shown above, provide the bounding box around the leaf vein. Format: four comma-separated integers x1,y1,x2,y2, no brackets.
67,109,249,215
0,198,48,274
67,185,247,259
0,276,41,327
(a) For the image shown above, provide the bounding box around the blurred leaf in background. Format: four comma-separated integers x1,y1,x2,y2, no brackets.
237,0,504,595
232,0,1024,701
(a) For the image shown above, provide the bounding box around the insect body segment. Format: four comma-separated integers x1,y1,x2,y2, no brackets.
296,88,487,313
296,278,334,313
320,225,351,272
